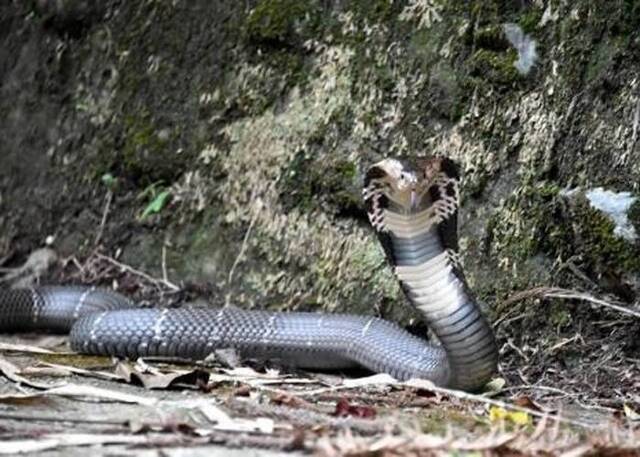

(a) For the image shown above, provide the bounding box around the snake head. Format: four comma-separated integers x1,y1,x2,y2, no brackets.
363,156,462,266
363,157,458,218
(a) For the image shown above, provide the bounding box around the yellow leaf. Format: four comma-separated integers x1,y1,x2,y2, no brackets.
489,406,531,425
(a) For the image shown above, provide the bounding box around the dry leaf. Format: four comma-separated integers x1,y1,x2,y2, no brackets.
115,360,210,389
0,356,64,389
36,361,122,381
334,398,377,419
623,404,640,421
270,390,309,408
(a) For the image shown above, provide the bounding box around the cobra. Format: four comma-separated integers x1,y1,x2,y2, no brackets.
0,157,497,391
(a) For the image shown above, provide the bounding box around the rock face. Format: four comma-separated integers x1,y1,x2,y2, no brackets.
0,1,638,343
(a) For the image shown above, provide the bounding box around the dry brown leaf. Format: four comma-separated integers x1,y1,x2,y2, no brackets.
35,361,122,381
0,356,64,389
115,360,210,389
270,390,310,408
334,398,377,419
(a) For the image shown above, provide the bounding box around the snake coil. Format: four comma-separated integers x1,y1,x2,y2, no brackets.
0,157,497,391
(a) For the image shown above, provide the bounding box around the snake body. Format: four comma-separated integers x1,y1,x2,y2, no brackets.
0,158,497,391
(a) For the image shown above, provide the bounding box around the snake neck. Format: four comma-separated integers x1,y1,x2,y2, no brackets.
364,157,498,391
385,209,496,390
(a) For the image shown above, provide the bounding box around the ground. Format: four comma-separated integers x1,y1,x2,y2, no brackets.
0,0,639,455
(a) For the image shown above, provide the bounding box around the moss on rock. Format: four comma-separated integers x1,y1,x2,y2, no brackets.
469,48,521,86
279,151,360,216
244,0,319,46
629,199,640,235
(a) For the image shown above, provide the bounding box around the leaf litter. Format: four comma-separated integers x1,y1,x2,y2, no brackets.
0,253,638,455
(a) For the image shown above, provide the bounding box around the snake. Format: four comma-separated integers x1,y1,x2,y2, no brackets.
0,157,497,391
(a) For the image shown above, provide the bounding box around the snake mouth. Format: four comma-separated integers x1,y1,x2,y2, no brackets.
364,157,445,214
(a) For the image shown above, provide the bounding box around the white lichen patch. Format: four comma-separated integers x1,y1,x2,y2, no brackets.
585,188,638,241
503,23,538,75
398,0,443,29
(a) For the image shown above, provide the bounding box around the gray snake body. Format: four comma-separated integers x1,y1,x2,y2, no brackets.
0,158,497,391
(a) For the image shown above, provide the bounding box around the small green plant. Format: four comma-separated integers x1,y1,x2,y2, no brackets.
138,182,171,219
100,173,118,191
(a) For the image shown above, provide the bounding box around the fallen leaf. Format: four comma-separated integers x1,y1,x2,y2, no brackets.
623,404,640,421
233,385,251,397
0,393,53,406
342,373,396,388
34,361,122,381
334,398,376,419
115,361,210,389
0,356,64,389
270,391,309,408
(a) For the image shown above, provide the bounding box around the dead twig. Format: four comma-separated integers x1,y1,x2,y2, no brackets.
225,196,262,305
501,384,575,397
94,190,113,247
504,287,640,319
161,242,170,285
95,253,179,291
227,203,260,286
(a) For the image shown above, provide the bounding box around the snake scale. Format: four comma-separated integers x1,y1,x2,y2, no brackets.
0,157,497,391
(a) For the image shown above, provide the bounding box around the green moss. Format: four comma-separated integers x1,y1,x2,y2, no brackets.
574,202,640,273
489,182,561,259
120,113,176,184
349,244,399,301
278,151,360,215
549,303,572,328
584,37,618,85
489,182,639,302
629,199,640,235
468,48,521,86
244,0,317,45
346,0,395,23
474,25,510,51
518,8,543,34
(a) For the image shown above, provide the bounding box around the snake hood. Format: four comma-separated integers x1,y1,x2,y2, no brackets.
364,157,496,391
